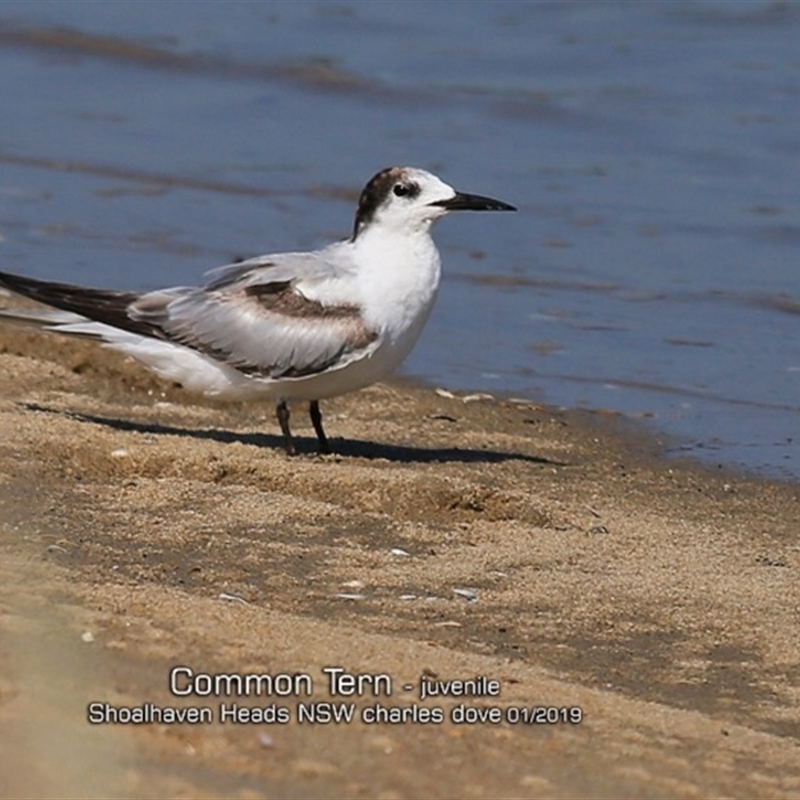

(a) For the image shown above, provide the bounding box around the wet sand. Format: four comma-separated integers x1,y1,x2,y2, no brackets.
0,327,798,799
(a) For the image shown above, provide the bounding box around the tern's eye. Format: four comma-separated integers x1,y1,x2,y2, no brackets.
393,183,411,197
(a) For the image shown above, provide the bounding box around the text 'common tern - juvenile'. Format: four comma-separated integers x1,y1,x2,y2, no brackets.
0,166,515,454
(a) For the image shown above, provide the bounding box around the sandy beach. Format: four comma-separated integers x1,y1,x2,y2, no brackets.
0,326,798,799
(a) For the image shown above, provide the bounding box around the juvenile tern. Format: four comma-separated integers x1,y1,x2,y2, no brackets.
0,166,515,454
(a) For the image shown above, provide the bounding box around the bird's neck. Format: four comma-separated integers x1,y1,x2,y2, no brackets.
353,225,442,336
354,224,441,285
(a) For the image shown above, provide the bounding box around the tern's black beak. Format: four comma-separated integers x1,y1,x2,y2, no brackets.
431,192,516,212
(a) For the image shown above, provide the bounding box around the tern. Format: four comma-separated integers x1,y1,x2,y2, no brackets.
0,166,515,454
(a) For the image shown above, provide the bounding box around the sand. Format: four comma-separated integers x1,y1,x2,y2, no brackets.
0,327,798,799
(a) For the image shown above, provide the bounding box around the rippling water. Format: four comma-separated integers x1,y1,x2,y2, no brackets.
1,1,799,477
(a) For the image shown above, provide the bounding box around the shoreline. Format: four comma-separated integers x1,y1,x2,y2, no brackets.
0,326,799,798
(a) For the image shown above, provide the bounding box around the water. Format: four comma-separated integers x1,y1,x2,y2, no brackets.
1,1,799,478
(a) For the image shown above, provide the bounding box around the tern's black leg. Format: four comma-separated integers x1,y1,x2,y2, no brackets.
276,400,296,456
309,400,331,454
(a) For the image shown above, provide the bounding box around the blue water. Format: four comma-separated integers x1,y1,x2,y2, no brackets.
1,1,799,477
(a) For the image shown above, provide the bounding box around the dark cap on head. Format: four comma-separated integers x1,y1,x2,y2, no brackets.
353,167,417,240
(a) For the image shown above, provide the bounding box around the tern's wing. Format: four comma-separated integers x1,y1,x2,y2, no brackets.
203,240,354,292
130,278,379,379
135,243,377,379
0,256,379,380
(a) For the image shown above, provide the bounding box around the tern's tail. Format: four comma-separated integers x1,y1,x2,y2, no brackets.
0,269,159,341
0,303,87,328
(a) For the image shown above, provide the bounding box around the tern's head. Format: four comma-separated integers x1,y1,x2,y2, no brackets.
352,166,515,240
